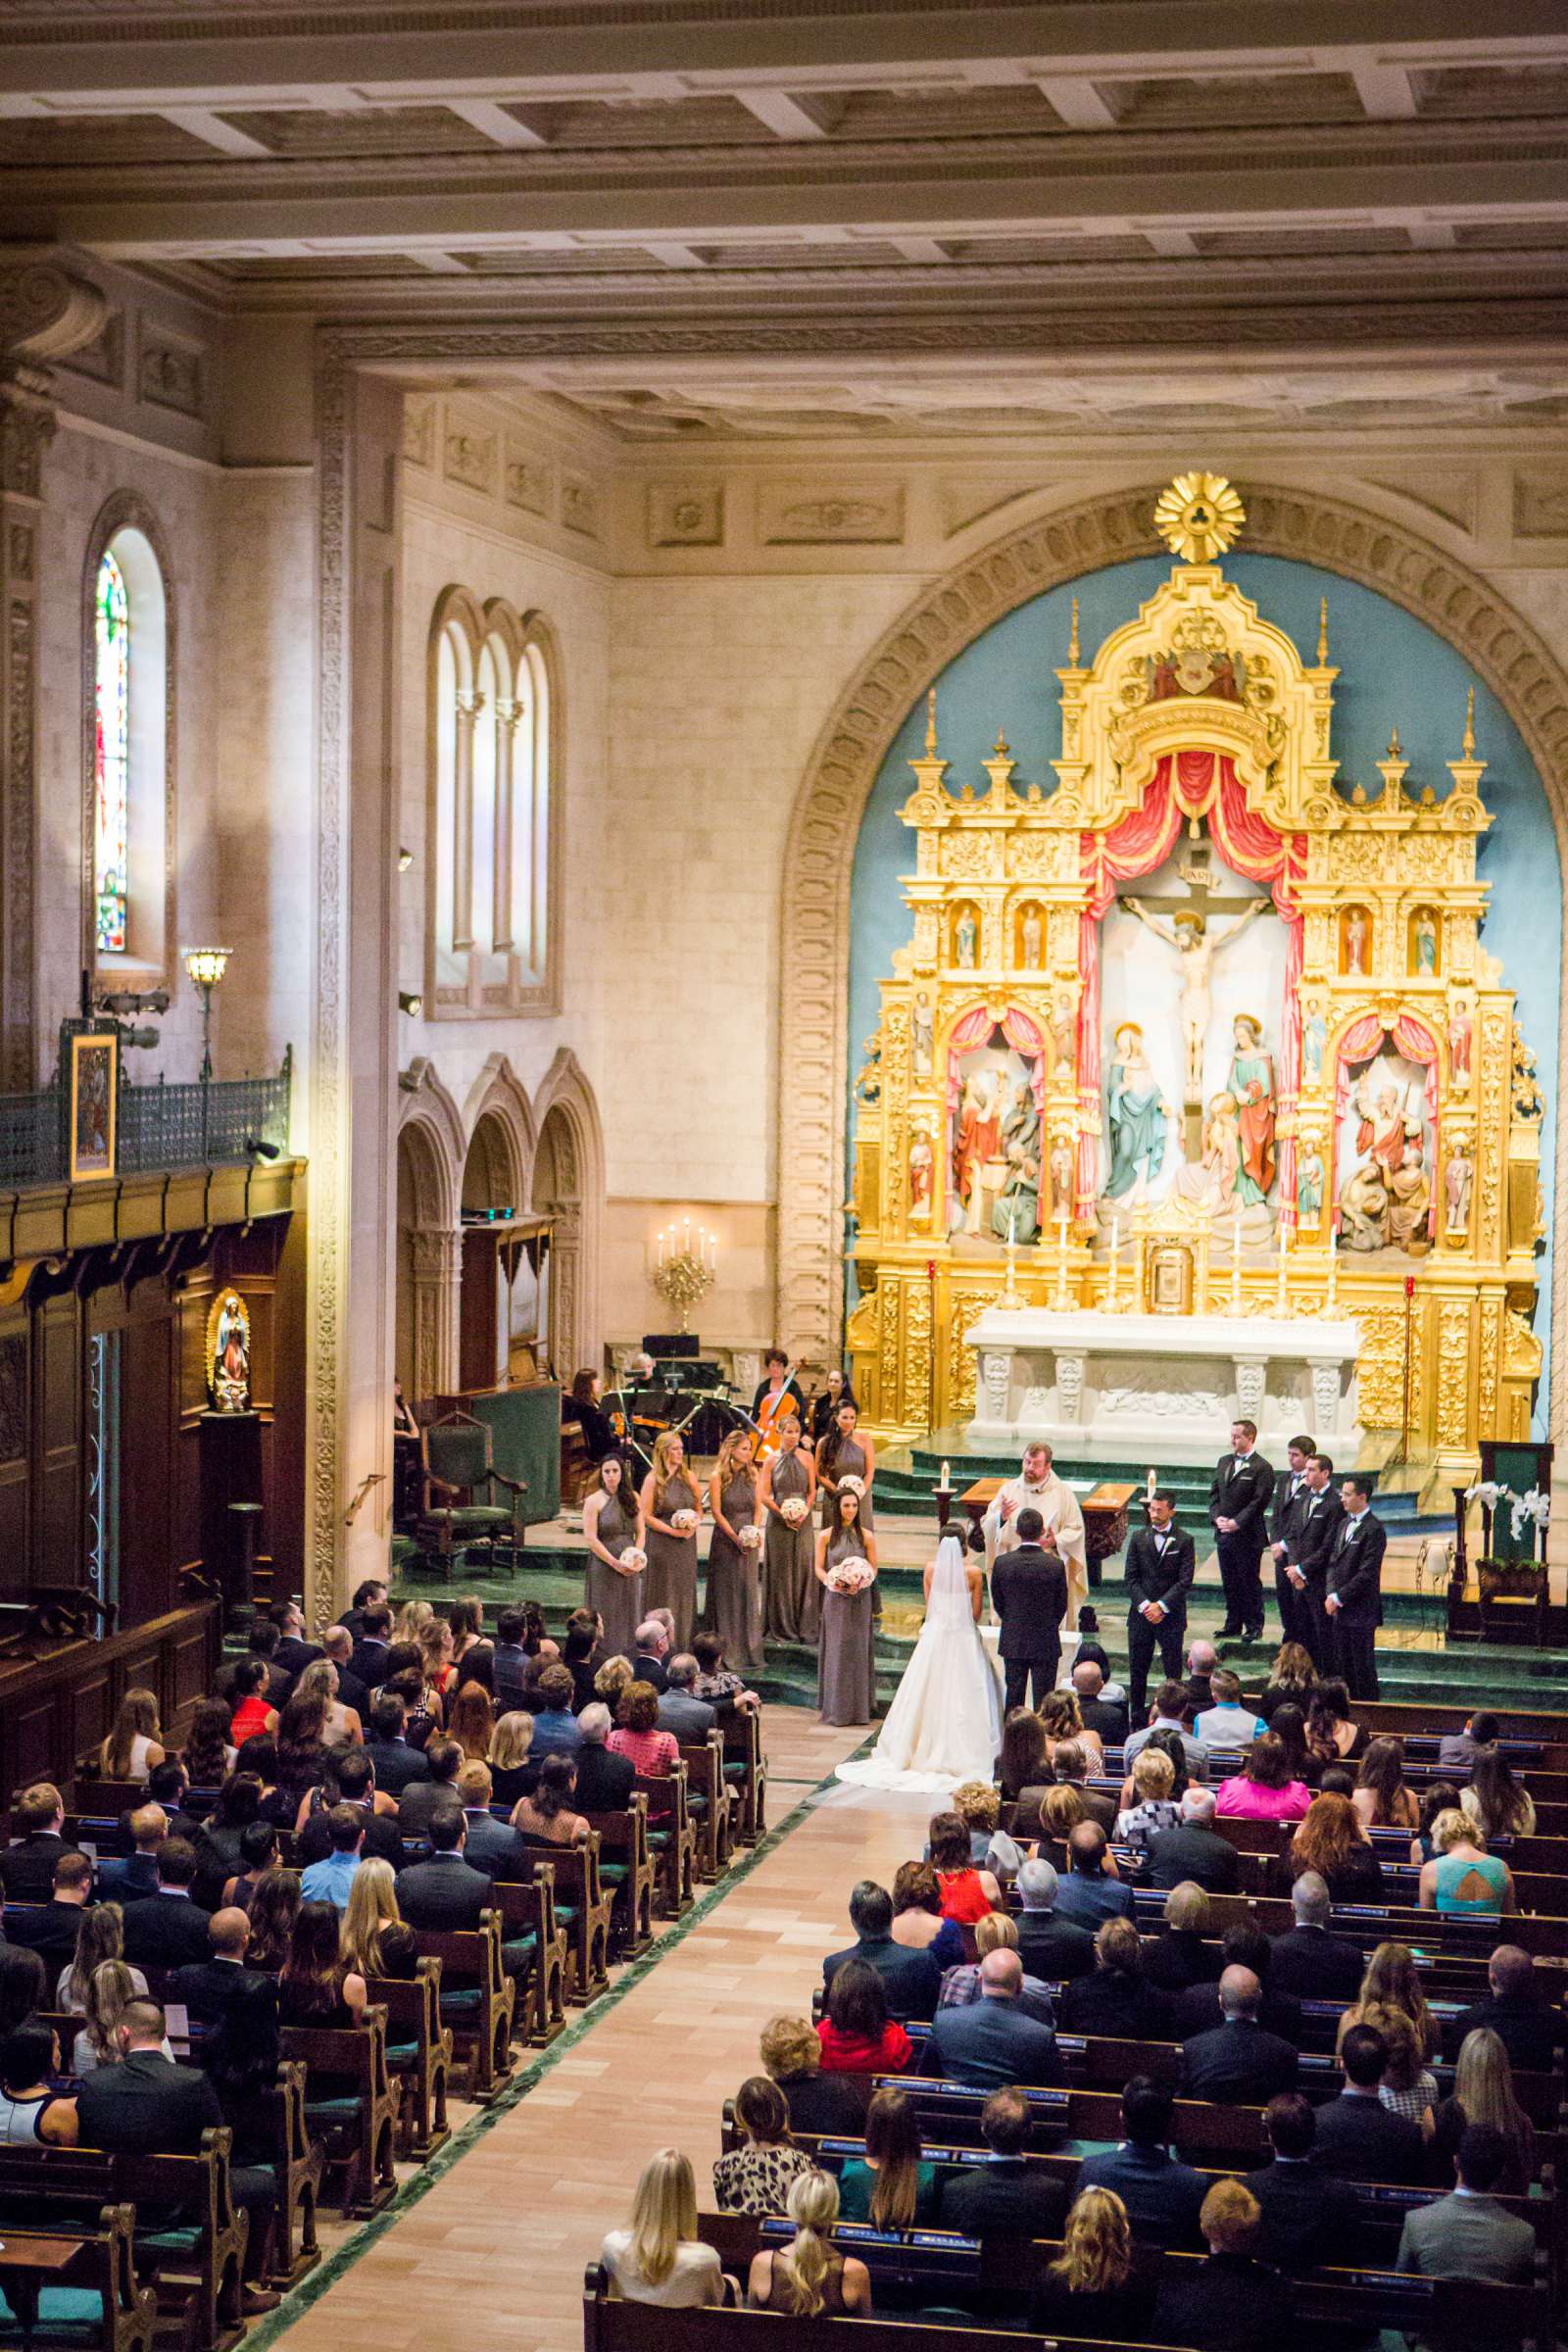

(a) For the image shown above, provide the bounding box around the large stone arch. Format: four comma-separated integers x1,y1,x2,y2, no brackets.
462,1053,537,1209
531,1048,607,1379
778,478,1568,1437
396,1058,466,1401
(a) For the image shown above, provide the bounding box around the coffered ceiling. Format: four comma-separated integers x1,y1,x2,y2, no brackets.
5,2,1568,434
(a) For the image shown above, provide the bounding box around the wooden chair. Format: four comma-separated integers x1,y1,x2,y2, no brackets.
633,1766,695,1915
0,2203,155,2352
512,1833,612,2002
490,1865,568,2043
410,1914,514,2102
368,1959,452,2159
415,1410,527,1581
264,2059,323,2286
678,1736,735,1880
721,1706,767,1843
278,2008,397,2218
580,1796,655,1957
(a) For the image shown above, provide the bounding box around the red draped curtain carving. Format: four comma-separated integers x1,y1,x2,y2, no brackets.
946,1002,1047,1182
1075,752,1307,1218
1331,1011,1440,1237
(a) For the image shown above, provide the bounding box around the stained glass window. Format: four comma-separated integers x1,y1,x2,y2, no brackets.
94,548,129,955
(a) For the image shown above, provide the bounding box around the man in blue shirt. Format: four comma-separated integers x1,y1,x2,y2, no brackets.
927,1950,1057,2089
1077,2077,1207,2245
299,1805,364,1910
526,1664,583,1760
1053,1822,1134,1929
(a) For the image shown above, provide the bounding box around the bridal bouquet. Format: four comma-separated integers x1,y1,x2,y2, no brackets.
827,1559,875,1595
781,1495,808,1526
672,1507,699,1535
738,1523,764,1550
838,1474,865,1498
618,1544,648,1574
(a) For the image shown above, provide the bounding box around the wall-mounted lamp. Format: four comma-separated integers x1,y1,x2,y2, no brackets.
398,990,423,1016
398,847,414,872
182,946,232,1085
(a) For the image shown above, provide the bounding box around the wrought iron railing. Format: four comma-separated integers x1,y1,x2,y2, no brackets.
0,1038,291,1191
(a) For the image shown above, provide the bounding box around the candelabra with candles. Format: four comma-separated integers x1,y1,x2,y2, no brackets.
651,1220,717,1334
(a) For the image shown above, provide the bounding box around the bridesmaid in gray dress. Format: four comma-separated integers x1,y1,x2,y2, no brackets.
814,1398,877,1532
760,1416,818,1643
639,1430,703,1651
581,1454,644,1661
815,1491,877,1725
705,1428,764,1673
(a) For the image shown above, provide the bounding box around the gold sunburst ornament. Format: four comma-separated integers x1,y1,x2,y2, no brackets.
1153,472,1246,564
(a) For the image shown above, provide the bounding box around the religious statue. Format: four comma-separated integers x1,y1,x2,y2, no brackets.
1447,1003,1473,1089
910,992,934,1078
955,906,978,967
1048,1131,1074,1220
953,1065,1002,1214
209,1288,252,1414
1344,906,1370,975
1226,1013,1277,1202
1301,999,1327,1083
1104,1022,1171,1201
1121,893,1268,1100
1355,1073,1414,1174
991,1074,1042,1243
1413,909,1439,975
1019,906,1043,969
1297,1138,1325,1223
1388,1133,1433,1254
1340,1158,1392,1252
908,1127,933,1220
1049,989,1076,1075
1445,1138,1473,1238
853,1032,881,1105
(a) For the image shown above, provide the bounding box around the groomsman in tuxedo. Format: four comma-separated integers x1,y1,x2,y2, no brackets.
1123,1491,1196,1721
1324,1475,1386,1698
1266,1435,1317,1650
1207,1419,1274,1643
992,1506,1069,1711
1286,1453,1345,1670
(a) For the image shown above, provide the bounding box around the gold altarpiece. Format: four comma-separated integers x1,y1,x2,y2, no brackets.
846,486,1544,1469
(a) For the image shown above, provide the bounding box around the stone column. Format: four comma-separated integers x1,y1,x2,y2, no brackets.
0,255,107,1087
409,1226,461,1402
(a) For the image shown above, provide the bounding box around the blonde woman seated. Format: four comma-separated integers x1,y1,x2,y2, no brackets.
1041,1689,1102,1771
75,1961,172,2075
1359,1999,1438,2136
1114,1748,1181,1854
936,1908,1055,2025
1337,1940,1441,2061
294,1658,364,1746
712,2077,817,2216
601,2148,726,2307
1418,1809,1516,1914
746,2168,872,2316
487,1711,539,1809
339,1857,418,1983
1028,2187,1154,2342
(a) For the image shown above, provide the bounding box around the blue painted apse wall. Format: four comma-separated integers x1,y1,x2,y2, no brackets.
845,554,1561,1429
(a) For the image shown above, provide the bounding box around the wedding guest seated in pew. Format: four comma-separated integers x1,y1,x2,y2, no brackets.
836,2085,939,2227
57,1902,144,2014
0,1950,46,2037
1059,1916,1173,2040
691,1632,760,1716
527,1665,583,1761
113,1803,168,1903
1142,1882,1224,1991
229,1658,280,1746
1310,2023,1426,2181
937,1911,1055,2025
1304,1679,1366,1773
1430,2028,1536,2194
1029,2187,1157,2345
712,2077,817,2216
926,1948,1057,2088
603,2147,726,2308
815,1959,911,2077
1437,1709,1500,1775
1050,1741,1119,1834
1071,1659,1128,1748
1396,2121,1536,2284
1214,1733,1311,1824
1287,1790,1384,1903
1419,1810,1516,1915
1054,1824,1132,1931
1014,1858,1096,1982
122,1838,212,1968
938,2084,1068,2239
1266,1871,1363,2000
339,1857,419,1984
996,1706,1050,1805
396,1738,465,1839
455,1760,530,1870
363,1693,432,1797
0,1783,80,1903
745,2168,870,2317
1075,2076,1206,2244
570,1704,635,1812
657,1656,716,1744
1361,2001,1439,2136
1338,1939,1442,2061
607,1681,679,1779
1353,1737,1420,1833
1247,2092,1358,2273
1193,1672,1265,1753
1152,2179,1291,2352
245,1868,301,1971
278,1898,368,2032
1253,1642,1318,1726
1114,1747,1182,1852
927,1810,1000,1923
1125,1684,1207,1778
1181,1966,1298,2103
760,2014,866,2138
1040,1689,1103,1772
1453,1943,1564,2073
180,1697,238,1789
823,1882,942,2020
1146,1787,1241,1893
0,2021,76,2144
74,1962,172,2076
510,1754,591,1848
299,1805,367,1911
171,1904,274,2029
298,1750,401,1869
1410,1782,1462,1863
1174,1921,1299,2044
1462,1745,1536,1840
888,1862,963,1971
6,1849,95,1962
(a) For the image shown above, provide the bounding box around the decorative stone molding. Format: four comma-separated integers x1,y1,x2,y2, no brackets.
397,1055,466,1227
463,1052,537,1205
775,478,1568,1441
0,256,108,377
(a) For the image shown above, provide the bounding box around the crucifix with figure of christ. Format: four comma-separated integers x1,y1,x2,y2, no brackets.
1119,837,1277,1161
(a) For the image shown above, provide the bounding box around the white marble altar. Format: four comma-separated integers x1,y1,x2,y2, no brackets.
965,1305,1362,1466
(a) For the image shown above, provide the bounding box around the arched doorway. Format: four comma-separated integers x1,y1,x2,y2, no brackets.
459,1109,522,1390
396,1062,466,1408
531,1053,607,1380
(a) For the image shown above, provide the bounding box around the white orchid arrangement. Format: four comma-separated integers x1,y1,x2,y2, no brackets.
1463,1479,1551,1546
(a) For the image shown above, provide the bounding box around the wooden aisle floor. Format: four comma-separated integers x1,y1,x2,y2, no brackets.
267,1706,932,2352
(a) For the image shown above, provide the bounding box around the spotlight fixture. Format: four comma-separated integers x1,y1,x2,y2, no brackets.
398,990,423,1016
398,847,414,872
245,1137,282,1161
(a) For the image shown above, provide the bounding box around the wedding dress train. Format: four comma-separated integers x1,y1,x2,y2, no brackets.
835,1534,1004,1793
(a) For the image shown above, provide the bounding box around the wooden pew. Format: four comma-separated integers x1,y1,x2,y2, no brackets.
721,1706,767,1843
512,1834,612,2004
632,1767,696,1916
411,1913,514,2102
0,2202,155,2352
491,1866,568,2043
679,1736,736,1880
580,1797,655,1958
366,1959,452,2160
279,2007,398,2218
266,2058,324,2286
583,2268,1165,2352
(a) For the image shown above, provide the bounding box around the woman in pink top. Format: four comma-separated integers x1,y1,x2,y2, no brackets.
606,1680,680,1777
1215,1732,1312,1822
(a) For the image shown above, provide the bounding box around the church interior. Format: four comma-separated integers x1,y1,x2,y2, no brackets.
2,3,1568,2347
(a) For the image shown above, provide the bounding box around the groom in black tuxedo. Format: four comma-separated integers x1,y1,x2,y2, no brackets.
992,1507,1069,1711
1123,1490,1195,1720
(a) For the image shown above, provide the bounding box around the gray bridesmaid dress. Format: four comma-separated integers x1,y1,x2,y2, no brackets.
706,1469,764,1672
818,1527,876,1726
764,1447,818,1644
817,1434,875,1531
584,1490,641,1661
644,1471,700,1650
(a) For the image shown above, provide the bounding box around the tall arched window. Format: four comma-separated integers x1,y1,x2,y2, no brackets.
85,508,172,975
423,589,561,1015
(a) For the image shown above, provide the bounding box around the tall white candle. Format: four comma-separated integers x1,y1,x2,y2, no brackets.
941,1459,951,1490
1109,1215,1120,1259
1147,1466,1157,1499
1056,1210,1069,1251
684,1217,692,1255
657,1229,664,1266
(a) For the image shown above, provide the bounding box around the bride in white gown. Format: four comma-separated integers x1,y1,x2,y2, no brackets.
836,1532,1004,1792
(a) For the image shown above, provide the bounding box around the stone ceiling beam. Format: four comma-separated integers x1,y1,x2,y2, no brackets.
443,99,549,149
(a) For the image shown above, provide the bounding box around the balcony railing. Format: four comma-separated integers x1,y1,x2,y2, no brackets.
0,1036,292,1193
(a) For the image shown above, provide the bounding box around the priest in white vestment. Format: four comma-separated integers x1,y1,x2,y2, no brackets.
983,1442,1089,1629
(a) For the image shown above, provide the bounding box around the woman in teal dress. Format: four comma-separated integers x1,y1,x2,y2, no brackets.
836,2088,939,2228
1418,1810,1515,1915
